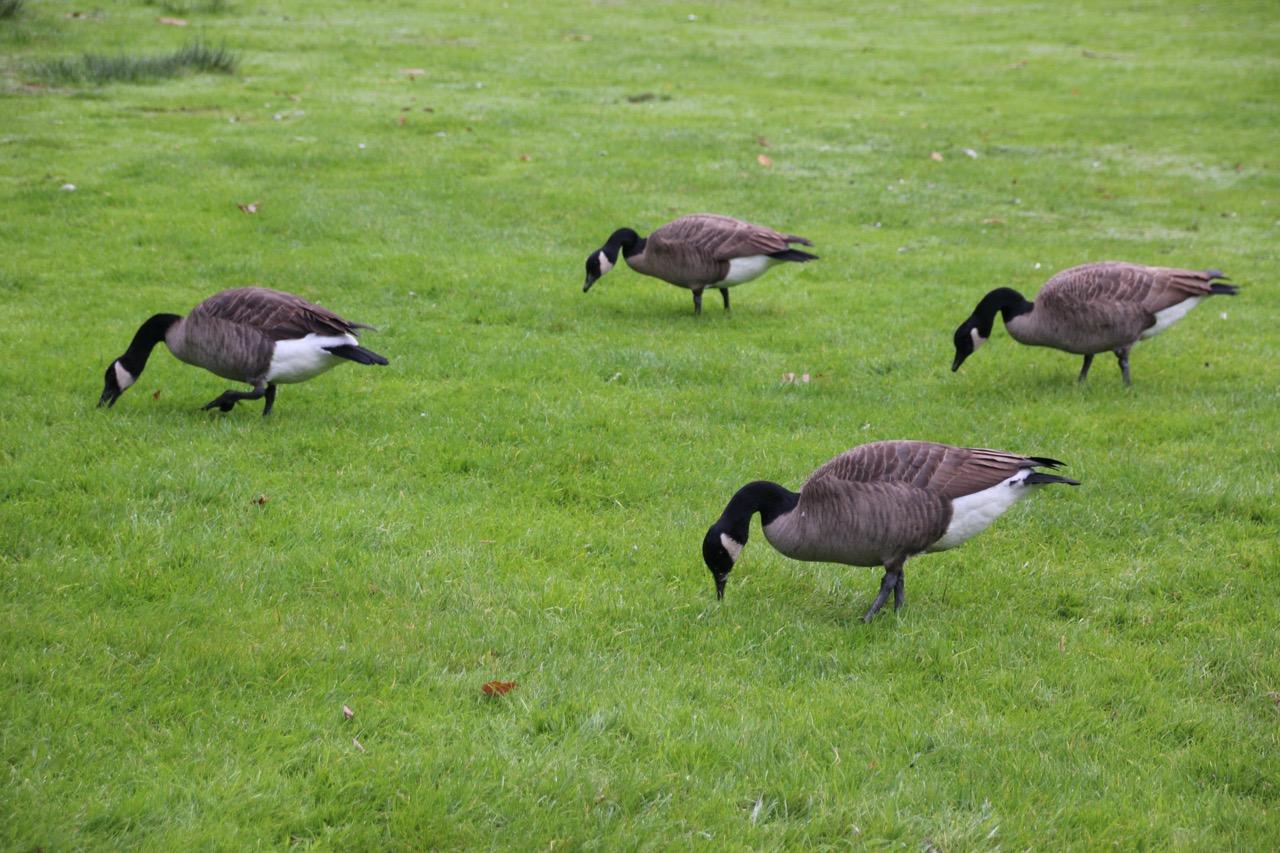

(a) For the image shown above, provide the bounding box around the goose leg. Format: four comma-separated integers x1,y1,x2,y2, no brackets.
1115,346,1132,386
262,383,278,417
719,287,730,312
202,383,267,413
893,567,906,611
1078,353,1094,383
863,558,905,622
692,288,703,315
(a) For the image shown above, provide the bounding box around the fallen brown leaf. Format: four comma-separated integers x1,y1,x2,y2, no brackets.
252,494,268,506
152,389,162,400
757,154,773,167
518,154,532,162
756,136,771,147
157,16,187,26
352,737,365,752
237,202,260,214
342,704,355,720
397,116,406,126
482,680,516,696
982,217,1006,225
399,68,426,77
930,151,943,161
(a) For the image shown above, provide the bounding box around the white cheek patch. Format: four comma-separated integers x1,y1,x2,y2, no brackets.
597,251,613,275
970,328,988,350
113,361,136,390
719,533,743,562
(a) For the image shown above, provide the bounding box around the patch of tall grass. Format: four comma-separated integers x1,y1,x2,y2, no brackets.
30,41,237,84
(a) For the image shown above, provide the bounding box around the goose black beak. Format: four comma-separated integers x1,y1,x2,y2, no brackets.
98,386,120,408
583,273,598,293
951,354,965,372
714,575,727,600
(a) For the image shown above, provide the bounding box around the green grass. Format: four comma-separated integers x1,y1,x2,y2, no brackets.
29,40,236,84
2,0,1278,848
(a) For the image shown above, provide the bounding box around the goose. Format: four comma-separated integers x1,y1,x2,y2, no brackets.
701,440,1079,622
582,213,818,313
952,262,1238,385
98,287,388,416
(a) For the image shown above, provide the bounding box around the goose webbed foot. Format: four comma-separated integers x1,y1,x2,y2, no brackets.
201,384,267,414
1115,346,1132,386
719,287,730,312
863,560,905,622
1078,353,1093,383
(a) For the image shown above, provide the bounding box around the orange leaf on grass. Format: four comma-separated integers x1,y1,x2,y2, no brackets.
756,154,772,167
482,680,516,696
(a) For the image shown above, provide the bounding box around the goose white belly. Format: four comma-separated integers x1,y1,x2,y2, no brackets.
266,333,356,383
722,255,779,285
929,470,1033,551
1141,296,1204,339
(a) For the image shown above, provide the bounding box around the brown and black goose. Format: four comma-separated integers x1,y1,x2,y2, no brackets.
582,214,818,313
701,440,1079,622
98,287,388,416
952,262,1238,385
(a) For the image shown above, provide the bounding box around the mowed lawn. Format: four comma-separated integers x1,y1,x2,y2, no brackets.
2,0,1278,847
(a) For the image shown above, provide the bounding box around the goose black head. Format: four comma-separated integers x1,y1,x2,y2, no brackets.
582,228,641,292
98,312,180,409
951,319,987,372
583,247,616,292
98,360,136,408
702,521,746,600
952,287,1032,371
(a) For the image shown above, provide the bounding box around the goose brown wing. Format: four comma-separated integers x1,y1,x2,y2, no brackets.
654,214,798,261
1038,262,1219,316
192,287,365,341
807,440,1055,501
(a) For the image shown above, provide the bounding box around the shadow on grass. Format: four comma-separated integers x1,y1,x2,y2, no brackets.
29,41,237,85
0,0,24,20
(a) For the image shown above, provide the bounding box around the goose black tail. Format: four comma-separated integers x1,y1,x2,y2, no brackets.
1025,472,1080,487
769,249,819,263
1209,283,1239,296
325,344,389,365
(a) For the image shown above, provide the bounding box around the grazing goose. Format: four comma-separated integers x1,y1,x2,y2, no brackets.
701,440,1079,622
582,213,818,313
952,262,1238,385
98,287,388,416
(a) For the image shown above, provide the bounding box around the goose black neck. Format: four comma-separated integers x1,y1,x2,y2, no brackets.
721,480,800,534
971,287,1032,335
120,313,180,375
606,228,645,260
